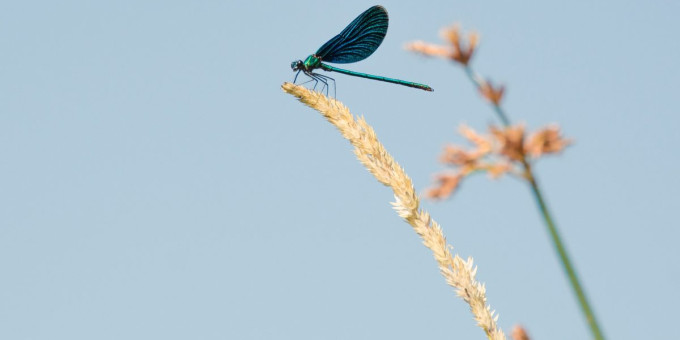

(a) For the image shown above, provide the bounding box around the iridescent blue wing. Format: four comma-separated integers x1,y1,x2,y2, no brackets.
315,5,388,64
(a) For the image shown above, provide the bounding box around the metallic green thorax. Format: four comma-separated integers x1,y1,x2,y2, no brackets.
303,55,321,71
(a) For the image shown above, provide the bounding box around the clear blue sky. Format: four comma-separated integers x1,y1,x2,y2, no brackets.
1,1,678,339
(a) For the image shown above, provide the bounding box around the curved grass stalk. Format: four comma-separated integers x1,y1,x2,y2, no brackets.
282,82,506,340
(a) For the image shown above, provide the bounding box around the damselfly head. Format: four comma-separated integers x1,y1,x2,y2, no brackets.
291,60,303,71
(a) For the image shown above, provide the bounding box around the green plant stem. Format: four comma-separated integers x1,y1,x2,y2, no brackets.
462,64,605,339
521,160,605,340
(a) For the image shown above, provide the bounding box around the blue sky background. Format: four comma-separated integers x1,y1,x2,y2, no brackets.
2,1,678,339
